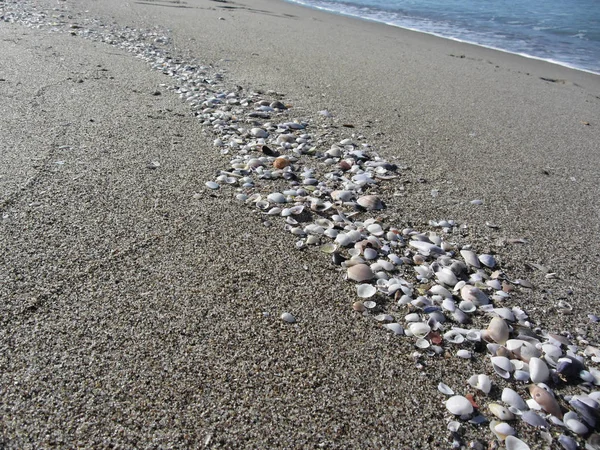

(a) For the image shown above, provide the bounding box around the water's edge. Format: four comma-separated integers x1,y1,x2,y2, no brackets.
282,0,600,76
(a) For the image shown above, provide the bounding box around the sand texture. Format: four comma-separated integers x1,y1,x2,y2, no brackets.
1,0,600,448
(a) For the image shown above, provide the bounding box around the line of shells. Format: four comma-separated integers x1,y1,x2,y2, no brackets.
8,3,599,449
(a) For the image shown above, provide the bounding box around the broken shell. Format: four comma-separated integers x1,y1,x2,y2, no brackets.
357,284,377,298
468,374,492,394
446,395,474,416
347,264,374,282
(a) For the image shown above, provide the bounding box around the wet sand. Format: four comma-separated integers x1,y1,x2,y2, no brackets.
1,0,599,448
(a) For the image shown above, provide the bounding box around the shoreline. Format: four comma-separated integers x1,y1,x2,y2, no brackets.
282,0,600,76
2,0,600,448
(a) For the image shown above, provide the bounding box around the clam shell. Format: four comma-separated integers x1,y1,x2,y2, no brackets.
347,264,374,282
356,195,383,210
446,395,474,416
409,322,431,339
281,312,296,323
505,436,530,450
468,374,492,394
356,284,377,298
502,388,528,411
529,357,550,383
529,385,562,419
383,323,403,335
486,317,509,345
460,249,480,268
479,253,496,268
489,403,515,421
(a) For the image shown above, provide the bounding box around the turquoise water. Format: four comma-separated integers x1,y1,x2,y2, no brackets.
285,0,600,74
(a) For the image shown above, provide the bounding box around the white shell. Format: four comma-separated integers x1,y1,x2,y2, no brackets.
502,388,528,411
505,436,530,450
529,357,550,383
438,383,454,396
468,374,492,394
356,284,377,298
383,323,403,335
446,395,473,416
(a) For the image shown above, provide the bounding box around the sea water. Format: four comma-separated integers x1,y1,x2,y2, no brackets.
285,0,600,74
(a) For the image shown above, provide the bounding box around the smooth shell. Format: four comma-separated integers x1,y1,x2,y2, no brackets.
446,395,474,416
347,264,374,282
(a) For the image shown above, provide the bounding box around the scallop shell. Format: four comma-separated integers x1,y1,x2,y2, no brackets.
357,284,377,298
356,195,383,210
446,395,473,416
347,264,374,282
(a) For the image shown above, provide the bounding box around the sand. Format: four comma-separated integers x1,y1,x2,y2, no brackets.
1,0,599,448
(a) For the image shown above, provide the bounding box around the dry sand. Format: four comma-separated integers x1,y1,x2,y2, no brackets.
1,0,599,448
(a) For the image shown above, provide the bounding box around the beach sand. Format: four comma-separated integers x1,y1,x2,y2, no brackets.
1,0,599,448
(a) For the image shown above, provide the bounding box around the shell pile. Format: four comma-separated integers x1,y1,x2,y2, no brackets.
3,1,599,448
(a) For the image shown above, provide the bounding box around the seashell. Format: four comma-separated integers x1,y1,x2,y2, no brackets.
281,312,296,323
491,356,514,379
557,435,578,450
459,300,476,313
486,317,509,345
504,436,530,450
273,157,290,169
374,314,393,322
490,421,515,440
352,301,366,312
489,403,514,421
520,410,549,428
529,357,549,383
363,248,378,260
383,323,403,335
502,388,528,411
468,374,492,394
409,322,431,339
267,192,286,203
409,240,444,256
446,395,474,416
347,264,374,282
436,268,458,287
528,385,562,419
456,350,472,359
356,284,377,298
460,285,489,306
438,383,454,396
479,254,496,268
363,300,377,309
564,411,588,435
356,195,384,210
205,181,220,189
460,249,480,268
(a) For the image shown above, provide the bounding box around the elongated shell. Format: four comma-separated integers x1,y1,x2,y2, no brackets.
529,385,562,419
